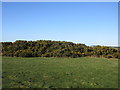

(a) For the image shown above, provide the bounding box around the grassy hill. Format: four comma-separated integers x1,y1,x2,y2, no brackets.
2,57,118,88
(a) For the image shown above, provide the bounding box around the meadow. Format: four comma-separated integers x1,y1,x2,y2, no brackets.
2,57,118,88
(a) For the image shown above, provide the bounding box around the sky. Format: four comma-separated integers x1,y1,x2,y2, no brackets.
2,2,118,46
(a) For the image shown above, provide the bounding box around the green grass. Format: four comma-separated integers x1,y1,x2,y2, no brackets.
2,57,118,88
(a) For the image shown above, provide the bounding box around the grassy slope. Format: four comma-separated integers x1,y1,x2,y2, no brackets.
2,57,118,88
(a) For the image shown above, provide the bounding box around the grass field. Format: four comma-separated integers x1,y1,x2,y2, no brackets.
2,57,118,88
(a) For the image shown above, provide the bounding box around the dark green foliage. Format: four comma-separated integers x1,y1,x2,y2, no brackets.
14,50,33,57
106,55,113,58
1,40,120,59
113,52,120,59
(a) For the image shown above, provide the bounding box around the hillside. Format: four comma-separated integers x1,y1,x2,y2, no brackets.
1,40,120,59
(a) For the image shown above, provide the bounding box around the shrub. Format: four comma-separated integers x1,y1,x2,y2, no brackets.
18,50,33,57
113,53,120,59
106,55,113,58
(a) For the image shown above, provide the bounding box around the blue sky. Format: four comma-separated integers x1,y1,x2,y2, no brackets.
2,2,118,46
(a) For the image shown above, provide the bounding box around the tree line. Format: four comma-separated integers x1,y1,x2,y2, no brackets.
1,40,120,59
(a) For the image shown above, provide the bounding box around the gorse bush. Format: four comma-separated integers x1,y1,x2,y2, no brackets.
14,50,33,57
1,40,120,59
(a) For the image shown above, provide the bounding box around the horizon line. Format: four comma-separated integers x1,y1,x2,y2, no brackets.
1,39,118,47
